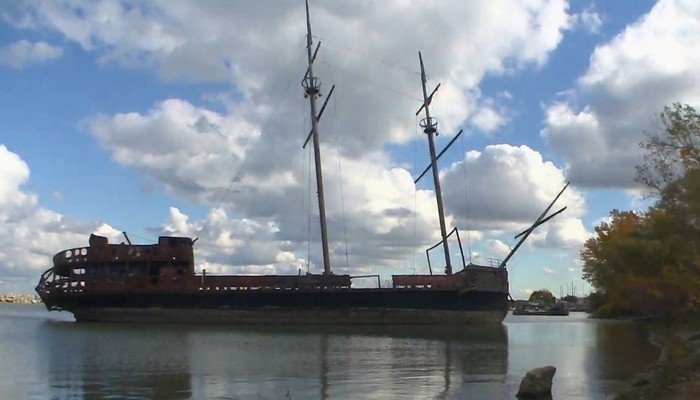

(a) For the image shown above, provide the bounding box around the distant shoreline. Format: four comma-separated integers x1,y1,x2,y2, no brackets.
0,293,42,304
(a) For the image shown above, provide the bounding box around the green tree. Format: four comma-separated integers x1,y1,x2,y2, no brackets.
529,289,555,305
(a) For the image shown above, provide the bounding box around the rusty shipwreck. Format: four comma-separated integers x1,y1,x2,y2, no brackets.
36,1,567,325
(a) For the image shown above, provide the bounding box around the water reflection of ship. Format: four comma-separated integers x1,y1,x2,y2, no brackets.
305,324,509,399
38,322,507,399
39,321,192,400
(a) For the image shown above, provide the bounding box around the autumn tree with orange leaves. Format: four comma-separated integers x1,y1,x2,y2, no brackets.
582,104,700,318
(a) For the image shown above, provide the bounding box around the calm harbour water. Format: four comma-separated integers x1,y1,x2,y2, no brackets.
0,304,658,400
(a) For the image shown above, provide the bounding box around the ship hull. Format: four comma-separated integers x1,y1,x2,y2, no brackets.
44,289,509,325
72,307,507,325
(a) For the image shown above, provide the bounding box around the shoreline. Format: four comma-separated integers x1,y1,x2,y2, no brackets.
0,293,42,304
613,318,700,399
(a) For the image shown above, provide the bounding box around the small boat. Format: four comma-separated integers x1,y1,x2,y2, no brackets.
513,302,569,316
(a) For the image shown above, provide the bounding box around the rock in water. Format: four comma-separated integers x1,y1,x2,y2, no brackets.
516,366,556,399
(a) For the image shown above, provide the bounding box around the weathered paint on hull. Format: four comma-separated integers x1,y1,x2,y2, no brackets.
72,307,508,325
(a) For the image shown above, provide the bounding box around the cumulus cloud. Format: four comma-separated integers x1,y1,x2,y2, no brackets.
470,100,509,133
531,217,590,248
0,145,121,285
0,1,585,282
543,0,700,189
15,0,574,155
160,207,304,275
440,144,588,245
59,0,580,270
0,40,62,69
487,239,511,259
0,145,34,218
87,98,261,204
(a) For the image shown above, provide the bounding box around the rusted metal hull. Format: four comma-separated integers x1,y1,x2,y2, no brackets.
43,289,508,325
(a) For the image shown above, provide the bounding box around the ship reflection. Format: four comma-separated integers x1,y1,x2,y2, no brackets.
230,324,509,400
39,320,192,399
40,322,508,400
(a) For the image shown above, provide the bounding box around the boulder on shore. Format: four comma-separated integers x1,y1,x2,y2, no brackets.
516,365,556,399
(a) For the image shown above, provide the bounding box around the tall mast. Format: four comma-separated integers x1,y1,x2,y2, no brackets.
418,52,452,275
302,0,332,275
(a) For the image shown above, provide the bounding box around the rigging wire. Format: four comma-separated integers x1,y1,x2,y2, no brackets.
424,83,472,267
413,113,419,275
307,139,313,274
198,38,307,240
299,96,311,274
418,74,459,270
435,83,515,267
459,131,473,264
318,60,418,102
331,78,350,274
313,35,418,77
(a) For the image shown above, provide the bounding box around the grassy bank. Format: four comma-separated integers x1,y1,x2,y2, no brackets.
614,318,700,399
